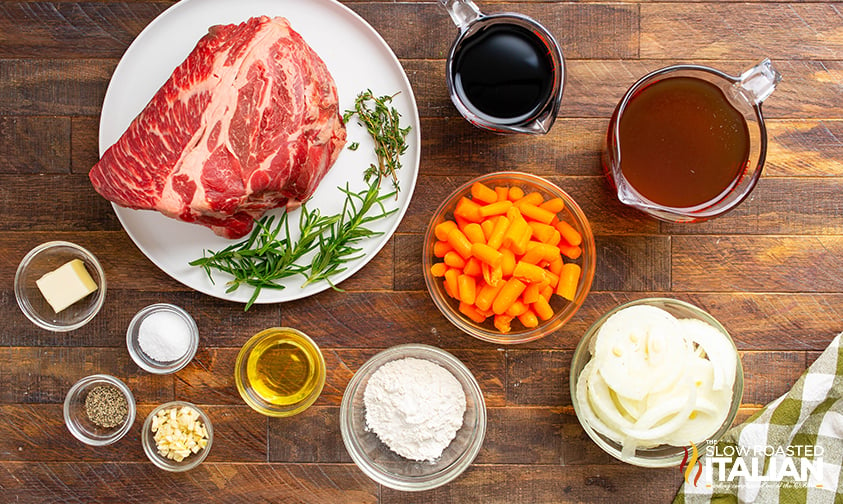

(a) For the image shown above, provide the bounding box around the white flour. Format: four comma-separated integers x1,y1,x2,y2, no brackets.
363,357,467,462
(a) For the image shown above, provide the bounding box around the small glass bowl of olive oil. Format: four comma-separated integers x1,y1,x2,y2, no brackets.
234,327,326,417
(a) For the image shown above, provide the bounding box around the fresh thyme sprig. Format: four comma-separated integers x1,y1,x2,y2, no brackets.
343,90,411,191
188,208,338,310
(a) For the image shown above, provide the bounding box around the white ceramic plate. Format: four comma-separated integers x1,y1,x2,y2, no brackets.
99,0,420,304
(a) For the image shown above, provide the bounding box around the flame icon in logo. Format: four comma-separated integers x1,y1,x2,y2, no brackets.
680,442,703,486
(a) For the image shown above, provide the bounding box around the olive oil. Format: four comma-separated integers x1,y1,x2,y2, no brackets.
245,330,322,407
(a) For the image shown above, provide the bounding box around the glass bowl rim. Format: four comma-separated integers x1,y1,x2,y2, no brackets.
339,343,487,491
570,297,744,467
63,373,136,446
15,240,107,332
141,400,213,471
233,327,327,417
126,303,199,375
422,171,596,344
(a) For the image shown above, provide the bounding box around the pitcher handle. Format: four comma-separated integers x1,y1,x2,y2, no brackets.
438,0,483,29
737,58,782,105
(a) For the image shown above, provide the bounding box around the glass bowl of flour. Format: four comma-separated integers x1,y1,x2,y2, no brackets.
340,343,487,491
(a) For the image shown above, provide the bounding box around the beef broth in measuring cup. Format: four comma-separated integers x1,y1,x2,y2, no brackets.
438,0,564,134
604,59,781,222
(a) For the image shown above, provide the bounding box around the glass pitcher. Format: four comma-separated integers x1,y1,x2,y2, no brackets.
437,0,565,134
603,59,782,222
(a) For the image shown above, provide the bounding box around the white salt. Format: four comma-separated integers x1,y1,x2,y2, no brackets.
137,310,191,362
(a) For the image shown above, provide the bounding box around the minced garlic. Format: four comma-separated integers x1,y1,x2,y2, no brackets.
151,405,208,462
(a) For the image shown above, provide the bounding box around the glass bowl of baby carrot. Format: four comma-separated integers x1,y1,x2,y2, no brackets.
423,172,596,344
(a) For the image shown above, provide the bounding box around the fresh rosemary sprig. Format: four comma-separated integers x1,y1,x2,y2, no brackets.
342,90,411,191
304,178,398,287
189,208,338,310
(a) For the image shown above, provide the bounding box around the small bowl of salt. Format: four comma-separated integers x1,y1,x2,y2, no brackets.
126,303,199,374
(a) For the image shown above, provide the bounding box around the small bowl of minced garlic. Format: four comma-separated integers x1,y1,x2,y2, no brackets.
141,401,212,471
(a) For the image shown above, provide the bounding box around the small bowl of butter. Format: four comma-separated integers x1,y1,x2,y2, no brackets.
15,241,106,332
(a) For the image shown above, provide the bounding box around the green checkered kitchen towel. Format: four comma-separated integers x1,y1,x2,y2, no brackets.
675,332,843,504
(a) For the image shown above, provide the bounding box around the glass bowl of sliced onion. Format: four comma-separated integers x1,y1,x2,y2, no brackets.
570,297,743,467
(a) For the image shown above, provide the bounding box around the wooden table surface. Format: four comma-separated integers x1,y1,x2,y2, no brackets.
2,0,842,502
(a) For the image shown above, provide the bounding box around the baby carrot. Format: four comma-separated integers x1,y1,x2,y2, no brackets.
447,228,473,259
556,263,581,301
433,240,453,257
479,200,513,218
492,277,527,315
430,262,448,277
476,281,505,312
510,225,533,256
539,197,565,214
508,186,525,201
505,299,529,317
454,197,483,222
444,268,460,299
533,296,554,321
495,186,509,202
463,257,482,277
458,274,477,305
493,314,515,334
471,242,503,267
522,243,561,265
522,281,544,305
527,221,556,243
435,220,457,241
459,302,487,324
558,243,582,260
486,216,510,250
518,309,539,328
500,248,516,277
463,222,486,245
471,181,498,204
480,219,495,241
444,250,466,269
514,191,544,209
520,203,555,225
556,220,582,247
513,261,547,284
481,262,503,287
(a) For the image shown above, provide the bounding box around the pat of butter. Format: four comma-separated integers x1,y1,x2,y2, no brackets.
35,259,98,313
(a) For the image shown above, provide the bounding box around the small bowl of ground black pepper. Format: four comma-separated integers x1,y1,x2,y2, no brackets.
63,374,136,446
126,303,199,374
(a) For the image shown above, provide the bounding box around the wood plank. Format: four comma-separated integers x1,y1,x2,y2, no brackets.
407,59,843,119
739,351,807,407
0,404,266,463
642,4,843,59
660,178,843,235
0,462,378,503
0,2,168,58
0,2,637,60
592,235,671,291
672,235,843,292
766,119,843,177
70,115,98,173
4,58,841,119
382,464,680,503
0,174,119,231
0,116,69,173
0,347,171,404
0,59,114,115
0,289,280,348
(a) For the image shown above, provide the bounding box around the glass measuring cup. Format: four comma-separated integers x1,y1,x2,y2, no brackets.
603,59,781,222
438,0,565,134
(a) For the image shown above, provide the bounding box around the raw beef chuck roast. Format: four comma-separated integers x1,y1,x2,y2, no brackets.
89,16,347,239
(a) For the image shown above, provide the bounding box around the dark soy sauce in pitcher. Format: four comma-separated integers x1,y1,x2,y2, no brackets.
453,24,555,125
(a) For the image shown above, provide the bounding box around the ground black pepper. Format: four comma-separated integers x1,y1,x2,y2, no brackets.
85,385,128,428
